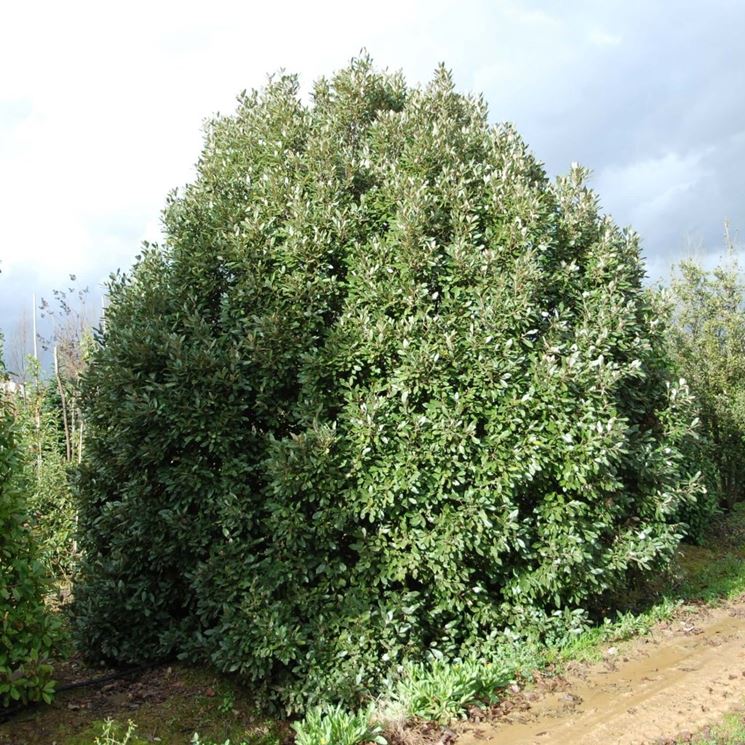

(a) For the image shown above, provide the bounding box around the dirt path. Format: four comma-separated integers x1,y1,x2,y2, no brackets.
456,598,745,745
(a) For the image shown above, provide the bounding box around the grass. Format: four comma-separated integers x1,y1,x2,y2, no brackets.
680,711,745,744
5,505,745,745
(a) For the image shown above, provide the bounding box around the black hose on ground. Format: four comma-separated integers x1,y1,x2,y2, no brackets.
0,663,161,724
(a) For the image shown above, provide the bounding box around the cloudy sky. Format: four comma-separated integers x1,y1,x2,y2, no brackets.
1,0,744,362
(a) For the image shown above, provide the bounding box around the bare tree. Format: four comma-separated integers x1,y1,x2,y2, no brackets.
7,304,33,385
40,275,94,465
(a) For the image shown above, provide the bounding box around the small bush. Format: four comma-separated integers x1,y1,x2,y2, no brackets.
378,638,540,724
0,342,62,707
13,366,77,580
75,56,703,711
388,658,512,723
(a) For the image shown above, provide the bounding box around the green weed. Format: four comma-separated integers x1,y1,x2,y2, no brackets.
93,719,140,745
292,704,386,745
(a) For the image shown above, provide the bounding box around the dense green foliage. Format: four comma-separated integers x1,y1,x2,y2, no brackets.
75,58,703,711
0,341,60,707
14,366,78,580
666,257,745,523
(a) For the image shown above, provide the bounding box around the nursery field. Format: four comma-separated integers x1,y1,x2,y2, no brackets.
3,58,745,745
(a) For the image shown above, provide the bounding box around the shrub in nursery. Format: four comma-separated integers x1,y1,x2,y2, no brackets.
14,368,78,580
0,335,61,706
74,56,703,711
664,254,745,535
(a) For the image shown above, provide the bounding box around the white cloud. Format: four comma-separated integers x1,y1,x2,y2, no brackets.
592,149,710,230
0,0,448,283
502,6,559,26
589,29,623,47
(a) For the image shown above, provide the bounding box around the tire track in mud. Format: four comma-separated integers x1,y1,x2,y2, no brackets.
456,600,745,745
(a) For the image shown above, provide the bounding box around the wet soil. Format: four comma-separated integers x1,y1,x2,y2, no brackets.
456,598,745,745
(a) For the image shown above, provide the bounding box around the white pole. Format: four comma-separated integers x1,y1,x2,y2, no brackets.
32,293,38,360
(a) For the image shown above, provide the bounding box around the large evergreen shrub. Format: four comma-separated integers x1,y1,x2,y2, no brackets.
75,58,702,711
0,338,60,707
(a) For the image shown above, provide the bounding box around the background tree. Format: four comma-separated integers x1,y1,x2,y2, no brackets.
6,305,33,386
13,358,78,581
40,277,92,465
666,242,745,516
74,58,703,711
0,278,90,584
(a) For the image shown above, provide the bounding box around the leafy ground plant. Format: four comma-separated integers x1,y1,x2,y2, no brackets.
380,646,538,724
292,704,386,745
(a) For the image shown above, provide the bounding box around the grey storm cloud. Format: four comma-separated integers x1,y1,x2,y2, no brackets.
464,0,745,270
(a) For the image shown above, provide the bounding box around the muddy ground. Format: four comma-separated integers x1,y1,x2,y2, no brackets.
454,598,745,745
